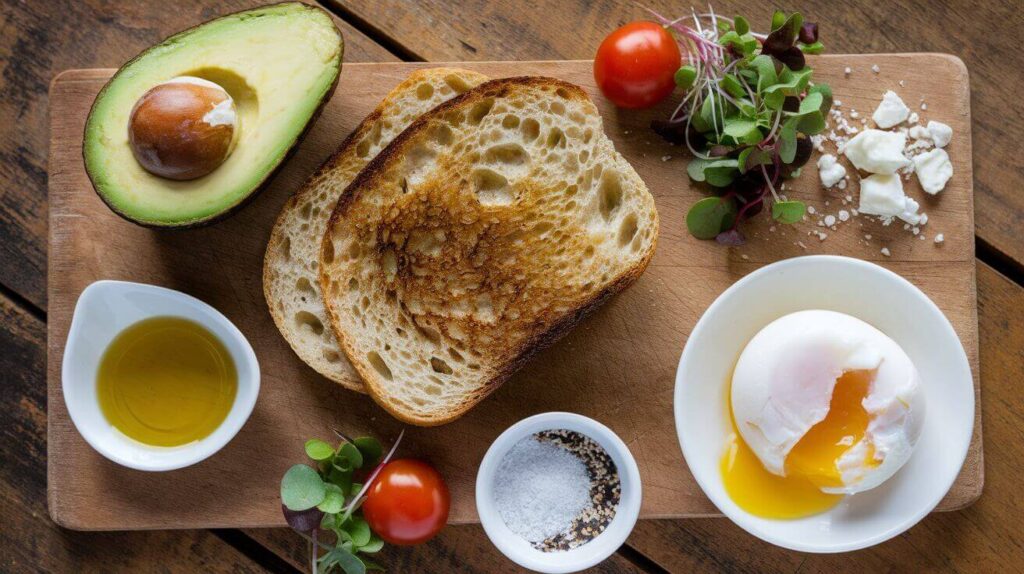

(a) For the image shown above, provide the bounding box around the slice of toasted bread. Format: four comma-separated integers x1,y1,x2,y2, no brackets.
319,77,659,424
263,68,488,391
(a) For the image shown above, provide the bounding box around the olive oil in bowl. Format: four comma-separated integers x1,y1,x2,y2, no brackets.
97,316,237,447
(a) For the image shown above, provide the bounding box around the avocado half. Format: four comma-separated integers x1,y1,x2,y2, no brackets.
83,2,343,228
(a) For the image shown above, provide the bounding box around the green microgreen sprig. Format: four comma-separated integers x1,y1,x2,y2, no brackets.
281,430,404,574
648,7,832,244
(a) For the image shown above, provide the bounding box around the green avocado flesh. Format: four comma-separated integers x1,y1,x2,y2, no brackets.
84,3,343,227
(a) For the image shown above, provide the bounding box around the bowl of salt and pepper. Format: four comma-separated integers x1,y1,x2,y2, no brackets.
476,412,642,573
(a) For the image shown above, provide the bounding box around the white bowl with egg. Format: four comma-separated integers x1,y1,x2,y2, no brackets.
62,280,260,471
675,255,974,552
476,412,642,573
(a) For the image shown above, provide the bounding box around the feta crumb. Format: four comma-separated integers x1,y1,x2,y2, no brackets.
817,231,828,241
661,155,672,162
908,125,932,141
920,213,929,225
838,210,850,222
845,66,852,76
741,254,749,260
871,64,881,73
881,247,891,256
908,112,919,124
844,129,911,173
817,154,847,188
920,102,927,110
824,214,837,226
913,148,954,194
859,173,923,225
899,80,906,87
807,205,817,215
872,90,911,128
865,234,872,240
850,110,860,119
927,120,953,148
934,233,945,244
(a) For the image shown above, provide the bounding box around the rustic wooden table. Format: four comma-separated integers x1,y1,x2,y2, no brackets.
2,1,1022,572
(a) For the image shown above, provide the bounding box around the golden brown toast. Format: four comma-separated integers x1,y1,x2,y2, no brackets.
263,68,488,391
320,77,659,424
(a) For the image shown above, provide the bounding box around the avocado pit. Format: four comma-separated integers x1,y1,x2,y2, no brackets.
128,76,237,180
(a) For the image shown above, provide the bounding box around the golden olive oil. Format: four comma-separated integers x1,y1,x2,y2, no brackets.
97,316,237,447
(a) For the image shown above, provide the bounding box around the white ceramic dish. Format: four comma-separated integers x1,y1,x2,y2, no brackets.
675,255,974,553
62,280,260,471
476,412,642,573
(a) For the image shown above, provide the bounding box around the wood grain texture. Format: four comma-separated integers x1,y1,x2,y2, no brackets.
48,57,979,530
244,526,645,573
0,290,272,573
626,263,1024,573
0,0,395,310
331,0,1024,271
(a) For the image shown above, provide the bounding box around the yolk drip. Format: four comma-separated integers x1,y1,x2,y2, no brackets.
720,370,876,519
785,370,877,488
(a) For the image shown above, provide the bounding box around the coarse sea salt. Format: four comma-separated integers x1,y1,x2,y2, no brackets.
494,435,590,544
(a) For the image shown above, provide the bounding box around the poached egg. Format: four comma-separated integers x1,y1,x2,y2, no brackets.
722,310,925,518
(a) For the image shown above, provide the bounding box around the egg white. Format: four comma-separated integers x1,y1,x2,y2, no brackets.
731,310,925,494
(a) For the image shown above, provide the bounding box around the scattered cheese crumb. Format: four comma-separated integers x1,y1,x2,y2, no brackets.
927,121,953,148
934,233,945,244
838,210,850,222
871,64,881,73
824,214,837,226
661,155,672,162
872,90,910,128
845,66,852,77
817,154,846,188
881,247,891,256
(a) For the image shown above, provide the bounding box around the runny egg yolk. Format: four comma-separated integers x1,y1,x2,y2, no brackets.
721,370,876,519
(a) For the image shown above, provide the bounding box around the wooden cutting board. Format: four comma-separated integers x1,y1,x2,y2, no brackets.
47,56,981,530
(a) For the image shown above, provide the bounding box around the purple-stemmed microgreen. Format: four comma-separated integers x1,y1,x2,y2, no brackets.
647,7,832,244
281,431,404,574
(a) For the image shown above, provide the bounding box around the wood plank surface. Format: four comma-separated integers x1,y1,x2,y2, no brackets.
625,262,1024,573
2,0,1021,571
331,0,1024,274
0,0,395,310
47,56,979,531
244,526,646,573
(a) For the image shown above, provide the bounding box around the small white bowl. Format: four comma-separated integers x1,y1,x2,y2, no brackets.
476,412,642,573
62,280,260,471
675,255,974,553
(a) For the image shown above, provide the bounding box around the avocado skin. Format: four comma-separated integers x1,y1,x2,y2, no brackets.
82,2,344,229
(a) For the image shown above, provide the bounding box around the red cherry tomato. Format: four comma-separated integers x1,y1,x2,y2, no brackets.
362,459,450,546
594,21,681,108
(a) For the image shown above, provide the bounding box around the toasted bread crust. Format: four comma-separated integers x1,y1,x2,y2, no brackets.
320,76,658,426
264,68,488,391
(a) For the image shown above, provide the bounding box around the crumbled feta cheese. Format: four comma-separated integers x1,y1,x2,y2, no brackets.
858,173,924,225
838,210,850,222
908,125,931,141
881,247,891,256
824,214,837,226
817,154,846,188
920,102,927,110
927,120,953,148
844,129,911,173
661,155,672,162
859,173,907,216
872,91,910,128
934,233,944,244
899,80,906,87
871,64,881,74
908,112,919,124
845,66,852,76
817,231,828,241
850,110,860,119
807,205,816,215
913,148,954,194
